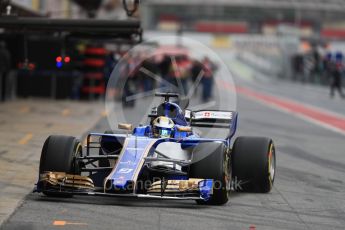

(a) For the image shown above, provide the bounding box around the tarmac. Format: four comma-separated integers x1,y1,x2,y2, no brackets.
0,99,104,226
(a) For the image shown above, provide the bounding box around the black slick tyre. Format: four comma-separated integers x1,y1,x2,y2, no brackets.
232,136,276,193
189,142,230,205
39,135,82,197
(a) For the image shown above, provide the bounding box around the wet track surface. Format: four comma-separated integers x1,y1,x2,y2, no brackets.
2,58,345,230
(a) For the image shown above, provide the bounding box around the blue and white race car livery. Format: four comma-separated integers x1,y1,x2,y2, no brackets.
35,93,276,205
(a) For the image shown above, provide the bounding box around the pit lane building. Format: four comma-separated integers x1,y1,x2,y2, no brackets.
142,0,345,39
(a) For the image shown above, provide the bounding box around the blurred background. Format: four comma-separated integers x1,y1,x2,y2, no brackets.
1,0,345,102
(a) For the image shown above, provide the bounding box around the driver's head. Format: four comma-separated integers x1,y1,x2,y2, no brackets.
152,116,174,138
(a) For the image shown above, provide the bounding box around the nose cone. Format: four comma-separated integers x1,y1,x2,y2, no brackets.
105,179,134,193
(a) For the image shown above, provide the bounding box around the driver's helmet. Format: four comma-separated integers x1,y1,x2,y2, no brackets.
152,116,174,138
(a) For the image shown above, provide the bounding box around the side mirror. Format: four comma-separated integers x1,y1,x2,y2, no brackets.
118,123,133,131
177,126,192,132
184,109,192,119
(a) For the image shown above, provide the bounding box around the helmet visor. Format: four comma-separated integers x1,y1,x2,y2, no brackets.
159,128,172,138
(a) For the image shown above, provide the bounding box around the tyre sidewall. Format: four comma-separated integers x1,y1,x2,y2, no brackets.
39,135,81,175
190,142,230,205
232,137,274,193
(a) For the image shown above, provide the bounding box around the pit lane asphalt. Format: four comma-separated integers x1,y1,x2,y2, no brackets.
2,62,345,230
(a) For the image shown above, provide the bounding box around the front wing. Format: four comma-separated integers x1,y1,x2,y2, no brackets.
35,171,213,201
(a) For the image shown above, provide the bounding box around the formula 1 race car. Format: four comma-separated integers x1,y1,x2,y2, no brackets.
35,93,276,205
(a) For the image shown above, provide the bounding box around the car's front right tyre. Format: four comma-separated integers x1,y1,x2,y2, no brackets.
39,135,82,197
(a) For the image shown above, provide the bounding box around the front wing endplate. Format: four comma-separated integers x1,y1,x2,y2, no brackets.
147,178,213,200
39,171,94,190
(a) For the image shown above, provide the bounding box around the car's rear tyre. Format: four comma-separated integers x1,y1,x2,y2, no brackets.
189,142,230,205
39,135,82,197
232,136,276,193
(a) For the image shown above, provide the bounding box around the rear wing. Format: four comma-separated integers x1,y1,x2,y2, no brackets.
185,110,238,137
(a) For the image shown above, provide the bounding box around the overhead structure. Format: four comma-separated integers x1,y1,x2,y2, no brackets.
0,17,142,42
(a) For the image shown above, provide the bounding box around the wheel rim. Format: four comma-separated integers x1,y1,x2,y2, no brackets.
225,153,231,196
73,143,82,174
268,144,275,185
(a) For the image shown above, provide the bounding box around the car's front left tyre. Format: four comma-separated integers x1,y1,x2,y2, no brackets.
189,142,230,205
232,136,276,193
